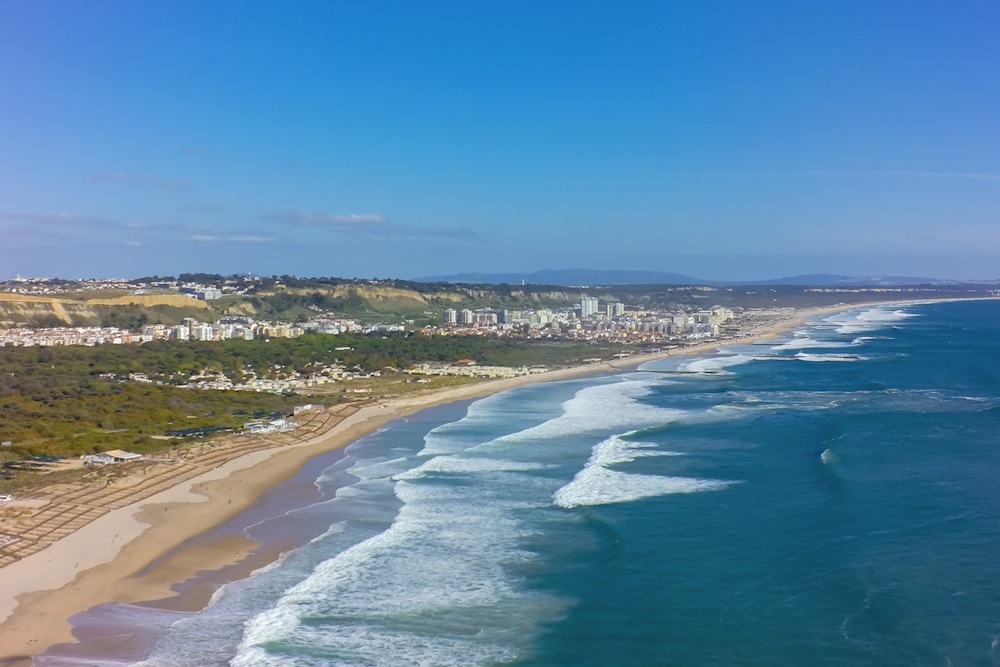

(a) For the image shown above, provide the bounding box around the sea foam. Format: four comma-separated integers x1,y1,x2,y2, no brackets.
417,382,572,456
231,395,578,666
771,336,854,351
233,482,566,666
553,434,735,508
676,353,761,374
231,378,700,664
496,379,685,442
794,352,864,362
823,307,918,335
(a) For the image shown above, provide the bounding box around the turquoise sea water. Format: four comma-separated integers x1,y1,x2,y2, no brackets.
41,300,1000,666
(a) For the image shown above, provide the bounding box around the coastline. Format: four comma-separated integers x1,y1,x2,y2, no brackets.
0,302,873,663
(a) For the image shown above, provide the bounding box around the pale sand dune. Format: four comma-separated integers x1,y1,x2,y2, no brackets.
0,305,851,663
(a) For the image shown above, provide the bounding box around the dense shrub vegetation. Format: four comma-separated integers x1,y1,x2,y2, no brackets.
0,333,620,459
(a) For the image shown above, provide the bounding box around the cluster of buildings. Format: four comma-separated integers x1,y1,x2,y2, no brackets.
409,362,552,380
114,360,384,394
0,315,373,348
1,297,751,352
1,277,237,300
437,297,742,344
0,326,138,347
442,298,628,328
178,285,223,300
3,276,136,295
146,317,305,342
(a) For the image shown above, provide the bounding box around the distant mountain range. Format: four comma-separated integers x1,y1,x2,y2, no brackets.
415,269,958,287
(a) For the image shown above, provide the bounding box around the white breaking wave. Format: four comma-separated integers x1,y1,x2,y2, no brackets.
392,454,549,479
794,352,865,362
341,455,413,482
230,376,728,665
677,402,766,424
233,474,569,666
232,395,580,667
771,336,854,351
418,383,570,456
676,353,760,374
553,434,736,509
497,379,686,442
823,307,918,335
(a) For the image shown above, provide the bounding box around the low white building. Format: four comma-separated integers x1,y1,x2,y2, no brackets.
244,418,299,434
82,449,144,466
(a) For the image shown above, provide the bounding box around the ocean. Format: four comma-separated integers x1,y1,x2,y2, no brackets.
40,299,1000,666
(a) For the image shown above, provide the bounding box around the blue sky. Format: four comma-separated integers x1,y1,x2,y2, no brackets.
2,1,999,281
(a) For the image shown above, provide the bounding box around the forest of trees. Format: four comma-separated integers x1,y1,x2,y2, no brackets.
3,332,620,384
0,332,621,461
0,373,302,462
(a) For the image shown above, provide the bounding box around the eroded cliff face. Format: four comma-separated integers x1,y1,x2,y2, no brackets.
451,288,581,306
270,285,436,314
330,285,434,306
268,284,587,312
0,284,588,328
0,293,212,327
79,294,213,309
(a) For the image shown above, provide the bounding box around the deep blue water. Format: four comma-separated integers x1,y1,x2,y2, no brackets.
40,300,1000,666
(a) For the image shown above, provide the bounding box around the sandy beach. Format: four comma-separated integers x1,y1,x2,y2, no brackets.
0,304,856,664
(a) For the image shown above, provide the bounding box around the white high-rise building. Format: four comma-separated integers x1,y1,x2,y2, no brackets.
580,296,599,318
474,312,498,326
443,309,458,325
191,324,214,341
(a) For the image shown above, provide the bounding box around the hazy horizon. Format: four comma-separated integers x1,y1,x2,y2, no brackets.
2,2,998,281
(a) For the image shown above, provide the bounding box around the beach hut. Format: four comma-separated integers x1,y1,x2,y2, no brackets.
83,450,143,465
82,454,113,466
103,449,144,463
244,421,274,434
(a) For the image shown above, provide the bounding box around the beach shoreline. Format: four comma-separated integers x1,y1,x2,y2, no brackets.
0,302,893,663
